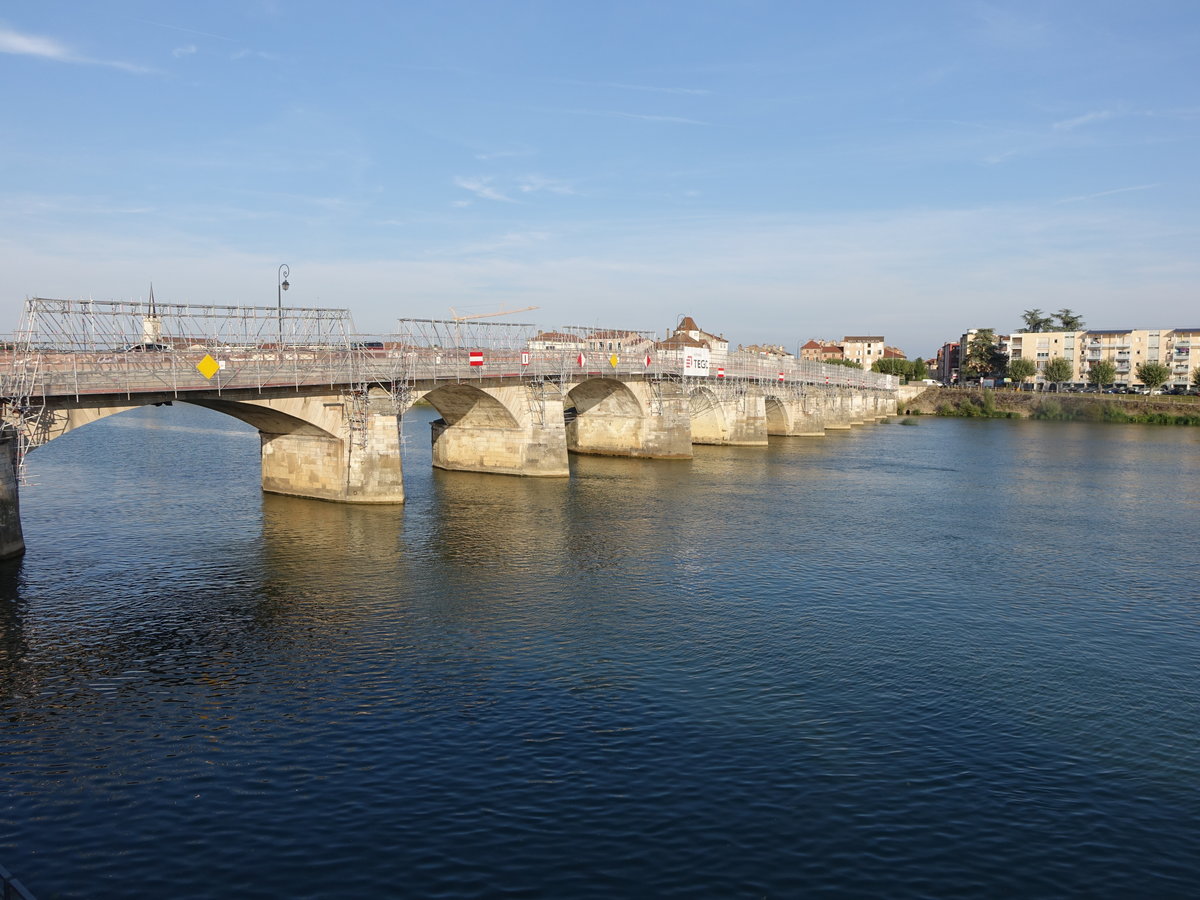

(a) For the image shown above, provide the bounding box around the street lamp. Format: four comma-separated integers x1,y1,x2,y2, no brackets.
277,263,290,345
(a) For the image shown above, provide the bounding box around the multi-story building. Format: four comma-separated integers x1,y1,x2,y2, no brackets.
528,331,585,352
654,316,731,367
584,329,654,354
1007,327,1198,388
841,335,885,368
935,341,960,384
799,340,843,363
1169,327,1199,387
741,343,795,360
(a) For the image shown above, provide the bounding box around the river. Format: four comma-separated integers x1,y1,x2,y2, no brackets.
2,404,1199,898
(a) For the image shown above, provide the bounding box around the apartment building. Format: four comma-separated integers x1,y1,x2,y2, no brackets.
841,336,885,368
1008,327,1198,387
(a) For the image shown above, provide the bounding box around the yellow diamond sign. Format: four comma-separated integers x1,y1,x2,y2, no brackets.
609,353,619,368
197,354,220,379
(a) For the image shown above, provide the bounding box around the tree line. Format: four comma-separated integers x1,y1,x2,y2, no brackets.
869,357,928,381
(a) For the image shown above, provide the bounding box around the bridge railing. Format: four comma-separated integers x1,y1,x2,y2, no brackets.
1,344,895,399
1,345,406,400
1,297,897,400
391,346,895,390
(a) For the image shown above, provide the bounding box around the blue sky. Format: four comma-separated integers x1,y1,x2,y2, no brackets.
2,1,1198,357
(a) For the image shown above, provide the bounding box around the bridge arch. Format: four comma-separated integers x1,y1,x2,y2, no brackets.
184,398,339,438
688,385,729,444
764,394,792,435
421,382,522,430
564,377,678,457
421,381,568,477
27,395,341,449
565,378,645,422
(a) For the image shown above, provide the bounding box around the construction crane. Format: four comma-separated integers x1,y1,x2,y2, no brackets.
449,305,538,322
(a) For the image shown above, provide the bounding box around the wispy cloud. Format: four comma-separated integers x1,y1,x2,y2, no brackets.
517,175,574,196
232,48,280,62
0,24,151,73
556,108,710,126
454,176,514,203
134,18,237,42
475,146,537,161
173,44,197,59
1053,110,1116,131
1055,184,1159,205
565,79,712,96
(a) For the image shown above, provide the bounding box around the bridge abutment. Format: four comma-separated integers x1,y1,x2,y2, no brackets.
0,429,25,559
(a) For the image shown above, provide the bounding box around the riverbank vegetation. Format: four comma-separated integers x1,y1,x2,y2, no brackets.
914,388,1200,426
1029,399,1200,425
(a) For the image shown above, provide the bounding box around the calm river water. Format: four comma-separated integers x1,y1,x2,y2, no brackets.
2,404,1199,898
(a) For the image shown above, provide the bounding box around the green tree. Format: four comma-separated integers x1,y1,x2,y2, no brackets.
1088,359,1117,388
962,329,1005,380
1193,366,1200,390
1008,357,1037,385
824,358,863,370
1043,356,1073,390
1021,309,1054,332
1135,361,1171,393
1055,308,1086,331
871,358,909,376
908,357,927,381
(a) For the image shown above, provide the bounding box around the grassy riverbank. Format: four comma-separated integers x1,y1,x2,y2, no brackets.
902,387,1200,425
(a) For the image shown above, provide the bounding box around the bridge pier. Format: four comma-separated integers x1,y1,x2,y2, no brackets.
255,399,405,504
425,383,569,477
566,378,692,458
690,385,768,446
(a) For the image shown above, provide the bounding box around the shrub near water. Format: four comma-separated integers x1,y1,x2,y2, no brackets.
1030,398,1200,425
934,389,1015,419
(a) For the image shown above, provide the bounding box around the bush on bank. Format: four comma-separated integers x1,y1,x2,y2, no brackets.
925,389,1200,426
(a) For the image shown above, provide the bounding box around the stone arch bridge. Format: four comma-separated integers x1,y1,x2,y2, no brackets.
0,298,898,557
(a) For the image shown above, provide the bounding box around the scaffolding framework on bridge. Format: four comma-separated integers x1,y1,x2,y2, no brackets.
1,297,409,481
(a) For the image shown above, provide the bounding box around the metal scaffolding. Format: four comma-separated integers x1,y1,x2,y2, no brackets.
0,297,408,478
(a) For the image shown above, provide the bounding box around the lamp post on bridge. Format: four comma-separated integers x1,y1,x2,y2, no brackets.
277,264,290,347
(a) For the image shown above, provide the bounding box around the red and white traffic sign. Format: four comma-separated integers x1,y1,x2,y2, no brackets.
778,372,785,382
716,367,725,378
469,350,483,367
645,353,652,367
521,350,530,366
577,352,585,368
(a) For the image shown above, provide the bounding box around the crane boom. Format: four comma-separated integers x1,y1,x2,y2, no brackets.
449,305,539,321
